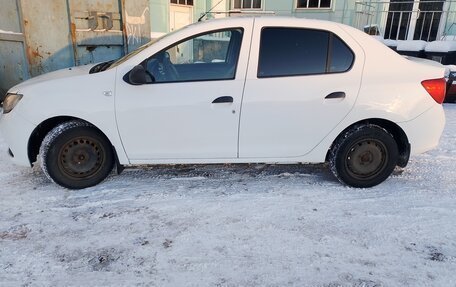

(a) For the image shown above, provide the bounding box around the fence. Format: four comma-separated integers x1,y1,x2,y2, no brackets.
354,0,456,41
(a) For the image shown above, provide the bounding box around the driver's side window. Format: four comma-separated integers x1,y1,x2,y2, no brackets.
144,28,243,83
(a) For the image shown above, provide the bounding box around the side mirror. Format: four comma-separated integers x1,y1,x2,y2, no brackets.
129,65,147,85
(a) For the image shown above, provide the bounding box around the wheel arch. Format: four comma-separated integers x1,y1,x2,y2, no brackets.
27,116,123,170
326,118,410,168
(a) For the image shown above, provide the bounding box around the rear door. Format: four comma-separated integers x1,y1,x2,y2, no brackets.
239,19,364,159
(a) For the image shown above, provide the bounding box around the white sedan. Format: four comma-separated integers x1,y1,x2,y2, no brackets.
0,16,446,189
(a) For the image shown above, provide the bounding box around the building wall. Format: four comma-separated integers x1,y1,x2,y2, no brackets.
443,1,456,37
149,0,170,34
227,0,357,25
229,0,456,39
149,0,222,37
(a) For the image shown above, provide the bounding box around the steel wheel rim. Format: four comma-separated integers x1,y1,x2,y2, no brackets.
58,136,105,179
345,139,388,180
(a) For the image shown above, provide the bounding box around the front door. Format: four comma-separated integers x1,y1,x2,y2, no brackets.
115,27,248,161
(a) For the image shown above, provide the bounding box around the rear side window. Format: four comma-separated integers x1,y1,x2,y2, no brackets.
329,35,354,73
258,27,354,78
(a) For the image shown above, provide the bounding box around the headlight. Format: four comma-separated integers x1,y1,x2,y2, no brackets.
2,93,23,114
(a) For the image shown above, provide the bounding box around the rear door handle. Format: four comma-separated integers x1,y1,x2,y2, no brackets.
212,96,233,104
325,92,346,99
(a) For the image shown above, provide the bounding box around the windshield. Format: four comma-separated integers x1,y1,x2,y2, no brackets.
108,39,159,69
108,28,186,70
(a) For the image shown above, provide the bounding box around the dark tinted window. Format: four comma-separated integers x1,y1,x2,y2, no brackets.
258,28,354,78
297,0,332,8
258,28,329,78
329,35,354,73
321,0,331,8
309,0,319,8
243,0,251,8
297,0,307,7
171,0,193,5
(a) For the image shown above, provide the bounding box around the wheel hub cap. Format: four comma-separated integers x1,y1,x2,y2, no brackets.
347,139,387,179
60,137,103,178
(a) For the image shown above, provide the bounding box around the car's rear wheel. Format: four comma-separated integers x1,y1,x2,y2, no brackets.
39,120,114,189
329,124,399,188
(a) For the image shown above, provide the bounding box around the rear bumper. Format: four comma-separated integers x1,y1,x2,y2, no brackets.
398,104,445,155
0,110,36,166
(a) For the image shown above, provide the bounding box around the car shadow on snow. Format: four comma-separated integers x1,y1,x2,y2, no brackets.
22,162,412,194
121,163,330,178
94,163,341,195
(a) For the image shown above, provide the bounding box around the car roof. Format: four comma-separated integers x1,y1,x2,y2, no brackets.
197,15,343,29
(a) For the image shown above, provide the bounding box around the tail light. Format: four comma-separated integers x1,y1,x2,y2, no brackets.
421,78,446,104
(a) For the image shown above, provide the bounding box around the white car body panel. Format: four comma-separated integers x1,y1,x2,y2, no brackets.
302,25,446,163
397,104,446,154
115,18,254,160
340,26,442,120
0,110,36,165
0,66,128,165
116,79,245,160
239,18,365,159
8,64,94,92
0,16,446,171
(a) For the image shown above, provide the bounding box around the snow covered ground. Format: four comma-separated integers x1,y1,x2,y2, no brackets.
1,106,456,287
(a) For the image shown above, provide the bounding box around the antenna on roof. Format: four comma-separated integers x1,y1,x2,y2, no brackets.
230,10,275,15
198,0,225,22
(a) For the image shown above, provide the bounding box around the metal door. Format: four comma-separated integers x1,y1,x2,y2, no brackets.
68,0,150,65
21,0,75,76
123,0,151,52
0,0,151,93
0,0,29,96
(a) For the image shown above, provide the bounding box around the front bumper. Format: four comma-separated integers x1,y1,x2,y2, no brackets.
0,110,37,166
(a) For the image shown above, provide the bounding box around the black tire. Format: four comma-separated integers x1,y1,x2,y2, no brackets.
329,124,399,188
39,120,114,189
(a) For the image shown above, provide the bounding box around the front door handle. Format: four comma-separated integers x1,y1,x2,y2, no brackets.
212,96,233,104
325,92,346,99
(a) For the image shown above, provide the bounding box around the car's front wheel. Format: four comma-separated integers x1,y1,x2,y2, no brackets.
39,120,114,189
329,124,399,188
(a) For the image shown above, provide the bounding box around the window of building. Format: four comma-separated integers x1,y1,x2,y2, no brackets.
233,0,262,9
258,27,353,78
297,0,332,9
170,0,194,6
